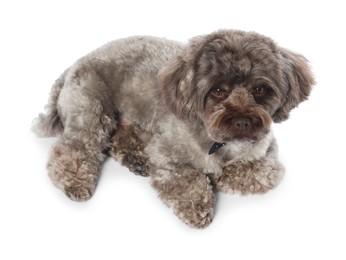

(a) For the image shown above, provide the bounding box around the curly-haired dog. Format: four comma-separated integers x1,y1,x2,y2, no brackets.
33,30,314,228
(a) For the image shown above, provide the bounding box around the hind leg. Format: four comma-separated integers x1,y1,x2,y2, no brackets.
48,138,107,201
109,118,150,177
48,68,116,201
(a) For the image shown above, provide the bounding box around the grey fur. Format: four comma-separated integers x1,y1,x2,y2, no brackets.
33,30,314,228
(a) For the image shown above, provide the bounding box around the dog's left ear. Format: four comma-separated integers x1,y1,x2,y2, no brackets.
273,49,315,123
158,53,197,121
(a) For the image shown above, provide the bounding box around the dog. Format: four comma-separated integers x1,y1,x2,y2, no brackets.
33,29,314,228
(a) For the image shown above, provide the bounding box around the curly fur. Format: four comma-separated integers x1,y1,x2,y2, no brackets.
33,30,314,228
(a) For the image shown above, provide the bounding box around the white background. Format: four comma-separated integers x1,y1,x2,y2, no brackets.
1,0,345,259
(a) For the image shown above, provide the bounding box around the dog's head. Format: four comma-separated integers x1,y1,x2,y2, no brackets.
159,30,314,144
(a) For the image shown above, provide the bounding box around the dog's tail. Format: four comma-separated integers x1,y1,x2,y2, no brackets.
32,69,68,137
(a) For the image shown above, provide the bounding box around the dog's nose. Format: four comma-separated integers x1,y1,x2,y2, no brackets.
234,117,251,131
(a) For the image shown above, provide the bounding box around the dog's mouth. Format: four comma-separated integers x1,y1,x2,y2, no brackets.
206,106,271,154
208,114,270,140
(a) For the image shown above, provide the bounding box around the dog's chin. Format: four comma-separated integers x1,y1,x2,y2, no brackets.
208,128,269,145
205,103,272,146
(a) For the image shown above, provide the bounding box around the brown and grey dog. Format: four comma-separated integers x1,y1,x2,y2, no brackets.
33,30,314,228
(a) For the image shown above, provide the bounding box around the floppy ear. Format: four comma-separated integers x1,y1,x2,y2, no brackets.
273,49,315,123
158,54,197,121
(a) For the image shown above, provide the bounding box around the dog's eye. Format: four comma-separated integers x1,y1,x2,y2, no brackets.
253,86,267,98
210,87,228,100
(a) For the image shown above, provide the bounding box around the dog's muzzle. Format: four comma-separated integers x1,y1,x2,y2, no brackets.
206,88,272,145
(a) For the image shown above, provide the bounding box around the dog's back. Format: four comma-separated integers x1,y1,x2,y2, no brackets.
33,36,183,136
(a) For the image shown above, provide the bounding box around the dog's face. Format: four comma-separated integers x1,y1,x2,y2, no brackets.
159,30,314,143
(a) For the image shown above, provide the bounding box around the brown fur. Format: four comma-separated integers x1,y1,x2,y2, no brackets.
33,30,314,228
210,140,284,195
109,118,150,177
205,88,272,143
151,168,214,228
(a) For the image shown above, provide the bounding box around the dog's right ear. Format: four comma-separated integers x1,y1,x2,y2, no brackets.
273,49,315,122
158,54,197,121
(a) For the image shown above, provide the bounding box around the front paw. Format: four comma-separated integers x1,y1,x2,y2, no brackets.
253,162,285,190
211,160,285,195
172,188,214,228
151,169,214,228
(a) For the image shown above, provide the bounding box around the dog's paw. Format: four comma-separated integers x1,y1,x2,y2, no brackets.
121,153,150,177
173,195,214,229
151,169,214,228
64,185,94,201
47,140,101,201
211,160,285,195
254,163,285,190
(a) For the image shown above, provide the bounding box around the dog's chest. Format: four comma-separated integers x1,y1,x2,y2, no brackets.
198,154,224,174
198,133,274,174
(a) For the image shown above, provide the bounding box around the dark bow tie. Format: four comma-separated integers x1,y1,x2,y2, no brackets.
208,142,226,155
